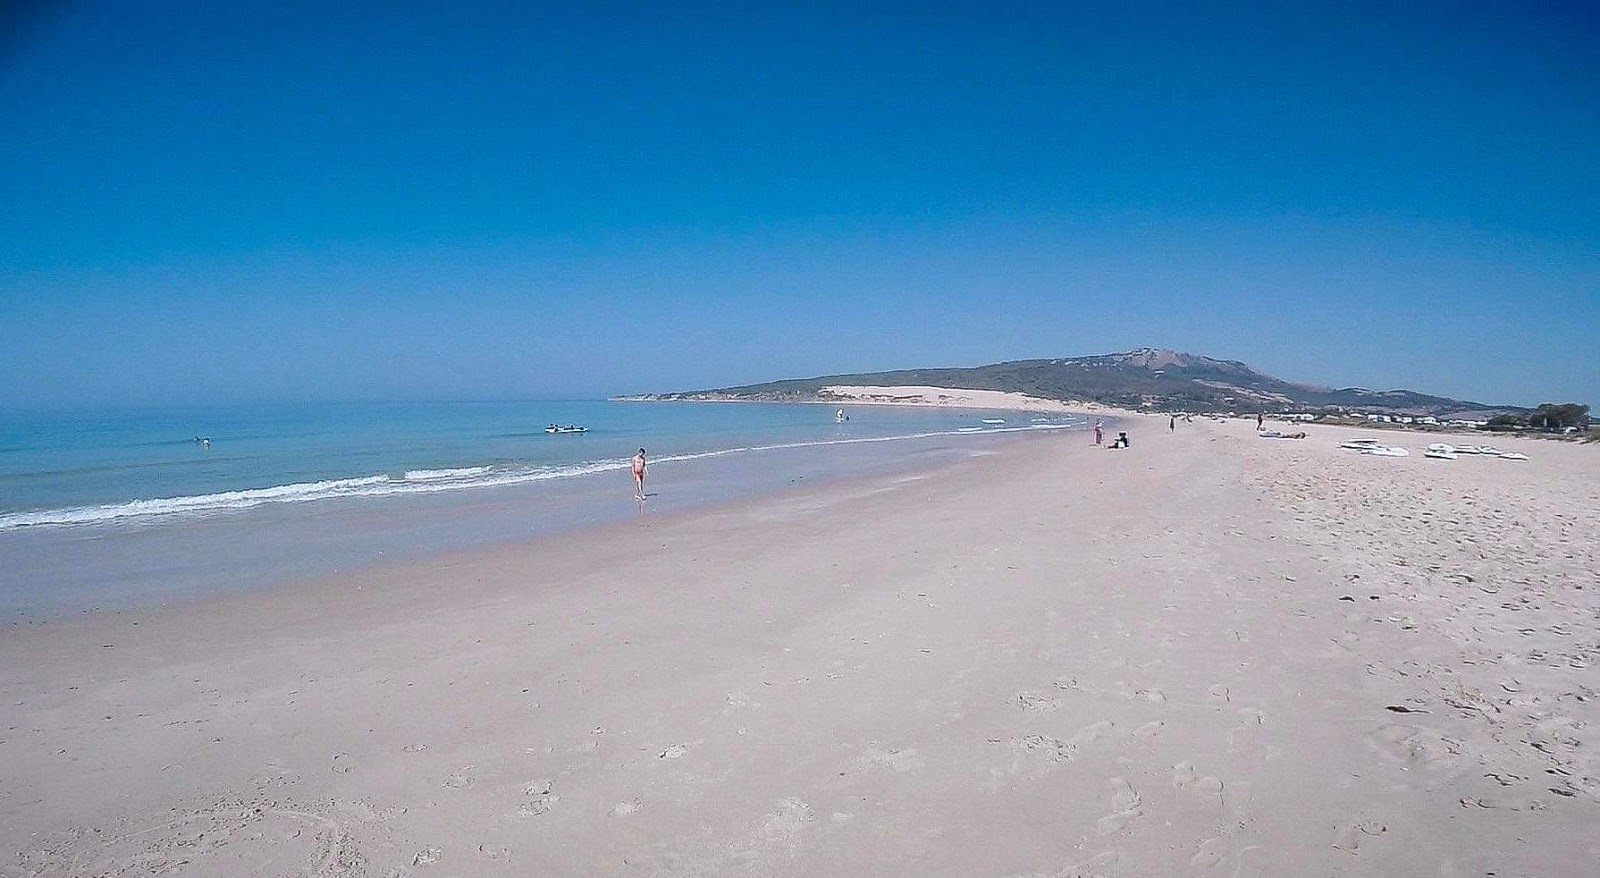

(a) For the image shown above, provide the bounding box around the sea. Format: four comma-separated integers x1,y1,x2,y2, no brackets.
0,400,1084,619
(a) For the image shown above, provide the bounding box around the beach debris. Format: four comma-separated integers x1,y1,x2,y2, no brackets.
1384,705,1427,713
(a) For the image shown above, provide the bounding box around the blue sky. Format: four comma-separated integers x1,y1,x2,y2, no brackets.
2,1,1596,409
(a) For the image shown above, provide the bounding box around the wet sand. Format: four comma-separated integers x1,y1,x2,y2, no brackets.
2,416,1596,876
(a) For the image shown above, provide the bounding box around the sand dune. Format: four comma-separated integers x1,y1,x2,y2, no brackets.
819,385,1095,413
2,416,1595,876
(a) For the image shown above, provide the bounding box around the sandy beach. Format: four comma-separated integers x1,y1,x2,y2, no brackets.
3,414,1597,876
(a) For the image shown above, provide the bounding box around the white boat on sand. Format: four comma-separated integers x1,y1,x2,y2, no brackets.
1425,443,1457,460
1362,446,1410,457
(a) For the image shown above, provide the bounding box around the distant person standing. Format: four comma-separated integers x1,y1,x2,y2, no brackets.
1169,415,1176,432
631,448,647,500
1256,413,1264,431
1093,421,1104,445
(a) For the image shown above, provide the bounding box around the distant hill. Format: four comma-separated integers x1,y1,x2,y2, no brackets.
621,348,1524,417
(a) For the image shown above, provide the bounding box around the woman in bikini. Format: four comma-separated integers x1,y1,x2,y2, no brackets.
631,448,647,500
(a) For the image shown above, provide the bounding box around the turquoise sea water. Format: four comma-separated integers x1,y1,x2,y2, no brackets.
0,400,1082,619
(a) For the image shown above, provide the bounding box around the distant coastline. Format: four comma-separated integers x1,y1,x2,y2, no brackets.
616,347,1550,420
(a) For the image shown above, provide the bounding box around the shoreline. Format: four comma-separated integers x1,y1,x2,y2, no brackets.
2,423,1078,622
4,415,1595,875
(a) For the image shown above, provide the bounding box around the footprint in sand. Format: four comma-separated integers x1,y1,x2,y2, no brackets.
1132,720,1164,741
1095,777,1143,836
1068,721,1115,749
517,779,559,817
1172,762,1225,799
1365,723,1464,771
1016,691,1061,712
1331,819,1387,854
442,767,475,789
478,843,512,860
611,799,642,817
1116,684,1166,704
723,691,758,714
1037,850,1121,878
857,743,923,772
413,846,443,865
1191,837,1228,867
658,742,694,759
1227,709,1269,755
1053,677,1104,696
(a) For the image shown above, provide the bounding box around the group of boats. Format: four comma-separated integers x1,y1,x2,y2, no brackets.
1339,437,1528,461
1422,442,1528,461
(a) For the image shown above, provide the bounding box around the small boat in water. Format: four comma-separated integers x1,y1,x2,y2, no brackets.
545,424,588,434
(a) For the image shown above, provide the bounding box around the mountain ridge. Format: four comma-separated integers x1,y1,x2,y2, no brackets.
622,348,1526,417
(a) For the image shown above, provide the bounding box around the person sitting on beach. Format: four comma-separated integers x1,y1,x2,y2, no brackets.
631,448,647,500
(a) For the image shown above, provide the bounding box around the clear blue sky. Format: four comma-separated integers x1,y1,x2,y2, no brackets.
2,1,1595,409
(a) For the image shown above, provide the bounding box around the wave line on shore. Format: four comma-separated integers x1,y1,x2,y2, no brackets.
0,422,1077,531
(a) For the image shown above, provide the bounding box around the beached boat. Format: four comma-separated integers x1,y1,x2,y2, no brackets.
1425,443,1457,460
1452,444,1483,454
1362,446,1410,457
1498,451,1529,461
544,424,588,434
1340,438,1382,450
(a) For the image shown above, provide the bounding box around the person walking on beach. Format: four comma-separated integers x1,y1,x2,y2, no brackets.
1169,415,1176,432
631,448,647,500
1093,421,1104,445
1256,413,1264,431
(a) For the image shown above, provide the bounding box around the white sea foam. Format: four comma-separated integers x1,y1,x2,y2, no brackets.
403,466,494,481
0,422,1075,531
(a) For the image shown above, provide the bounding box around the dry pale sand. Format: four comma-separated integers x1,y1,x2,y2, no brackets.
818,385,1098,414
2,416,1597,877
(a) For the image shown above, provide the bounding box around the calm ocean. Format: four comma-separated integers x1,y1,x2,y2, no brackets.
0,400,1082,619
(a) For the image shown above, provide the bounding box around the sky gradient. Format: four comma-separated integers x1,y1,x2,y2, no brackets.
2,1,1596,409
